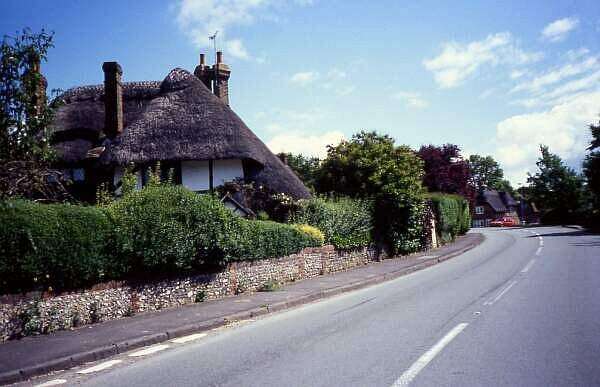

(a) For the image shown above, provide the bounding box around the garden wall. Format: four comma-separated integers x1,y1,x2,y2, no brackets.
0,245,375,341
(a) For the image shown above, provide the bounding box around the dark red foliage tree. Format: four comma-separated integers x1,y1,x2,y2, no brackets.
417,144,475,203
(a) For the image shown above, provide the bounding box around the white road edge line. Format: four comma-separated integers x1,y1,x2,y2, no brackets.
34,379,68,387
391,323,469,387
77,360,122,374
484,280,518,306
129,344,170,357
535,246,543,256
521,259,536,273
171,333,207,344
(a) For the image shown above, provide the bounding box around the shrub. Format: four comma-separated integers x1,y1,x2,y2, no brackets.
107,185,319,270
292,224,325,246
0,200,114,294
106,185,234,273
429,193,471,244
223,219,321,262
291,197,373,249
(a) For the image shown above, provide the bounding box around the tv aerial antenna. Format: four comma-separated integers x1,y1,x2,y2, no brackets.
209,31,218,63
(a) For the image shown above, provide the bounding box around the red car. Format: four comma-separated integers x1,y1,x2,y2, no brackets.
490,217,517,227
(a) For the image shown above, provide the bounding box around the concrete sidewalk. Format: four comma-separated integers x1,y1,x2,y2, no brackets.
0,233,483,385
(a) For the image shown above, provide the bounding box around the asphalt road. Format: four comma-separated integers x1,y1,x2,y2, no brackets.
57,226,600,387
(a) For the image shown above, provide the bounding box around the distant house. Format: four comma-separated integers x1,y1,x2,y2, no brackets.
49,52,311,203
518,201,541,225
472,190,520,227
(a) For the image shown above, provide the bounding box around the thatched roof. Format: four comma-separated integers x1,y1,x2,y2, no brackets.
478,190,508,212
52,68,310,199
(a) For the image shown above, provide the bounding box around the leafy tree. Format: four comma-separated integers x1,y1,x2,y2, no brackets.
527,145,585,223
0,28,67,201
277,152,321,192
318,131,427,253
417,144,474,202
583,120,600,222
468,154,505,190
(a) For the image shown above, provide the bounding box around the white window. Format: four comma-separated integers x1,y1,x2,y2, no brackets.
475,206,484,215
213,159,244,186
181,160,210,191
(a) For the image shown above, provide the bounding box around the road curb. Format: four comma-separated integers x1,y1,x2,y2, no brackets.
0,233,484,385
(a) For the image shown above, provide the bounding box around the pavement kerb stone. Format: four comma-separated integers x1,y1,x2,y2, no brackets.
0,233,484,386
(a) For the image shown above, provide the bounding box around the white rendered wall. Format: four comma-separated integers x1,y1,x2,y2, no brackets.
182,160,210,191
213,159,244,186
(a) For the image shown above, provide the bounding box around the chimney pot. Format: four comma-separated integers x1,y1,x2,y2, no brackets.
200,53,206,65
102,61,124,138
212,52,231,105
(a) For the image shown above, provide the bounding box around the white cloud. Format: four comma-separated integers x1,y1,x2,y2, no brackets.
390,91,429,109
567,47,590,61
494,91,599,185
510,70,527,79
175,0,312,60
327,68,347,80
266,130,346,158
291,67,355,95
424,32,543,88
479,88,495,100
511,56,599,95
335,86,355,96
226,39,249,60
290,71,319,85
512,69,600,108
541,17,579,42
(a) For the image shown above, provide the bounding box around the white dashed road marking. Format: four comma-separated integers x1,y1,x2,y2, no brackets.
171,333,207,344
34,379,67,386
77,360,122,374
521,259,536,273
535,246,543,256
484,280,517,306
391,323,469,387
129,344,170,357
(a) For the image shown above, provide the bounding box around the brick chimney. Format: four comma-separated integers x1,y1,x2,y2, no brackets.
102,61,124,138
193,53,213,91
213,51,231,105
26,53,47,117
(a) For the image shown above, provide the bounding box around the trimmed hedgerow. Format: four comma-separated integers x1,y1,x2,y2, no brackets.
222,219,321,262
105,185,234,273
291,197,373,249
0,200,114,294
1,186,323,295
429,193,471,244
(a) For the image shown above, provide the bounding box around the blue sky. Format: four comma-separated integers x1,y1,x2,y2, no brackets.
2,0,600,185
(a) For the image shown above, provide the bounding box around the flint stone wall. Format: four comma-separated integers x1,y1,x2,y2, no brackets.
0,245,374,341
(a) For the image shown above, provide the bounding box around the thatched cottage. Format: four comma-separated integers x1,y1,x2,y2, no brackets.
50,52,310,202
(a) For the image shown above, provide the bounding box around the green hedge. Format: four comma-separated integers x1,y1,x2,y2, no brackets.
429,193,471,244
105,185,234,273
291,197,373,249
1,186,322,294
0,200,114,294
223,219,321,261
